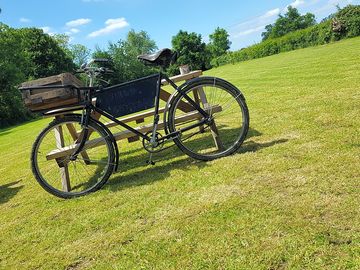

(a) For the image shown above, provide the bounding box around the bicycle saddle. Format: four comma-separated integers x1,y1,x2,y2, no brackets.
138,48,177,68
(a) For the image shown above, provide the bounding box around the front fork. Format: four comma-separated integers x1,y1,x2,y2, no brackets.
69,107,91,161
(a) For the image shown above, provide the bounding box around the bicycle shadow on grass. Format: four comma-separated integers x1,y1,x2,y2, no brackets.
107,146,206,192
106,128,286,192
0,180,23,205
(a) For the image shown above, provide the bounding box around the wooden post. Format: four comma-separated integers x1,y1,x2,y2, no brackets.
199,88,225,151
54,124,71,192
197,87,225,152
179,65,205,133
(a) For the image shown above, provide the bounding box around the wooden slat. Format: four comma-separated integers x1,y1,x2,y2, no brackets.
46,105,222,161
159,89,193,113
104,108,166,129
161,70,202,86
24,88,73,104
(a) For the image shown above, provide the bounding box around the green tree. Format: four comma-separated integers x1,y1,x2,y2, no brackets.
171,30,209,73
69,44,91,67
94,30,157,84
332,5,360,39
0,25,76,126
17,28,75,78
262,6,316,40
53,34,91,68
208,27,231,58
0,24,31,126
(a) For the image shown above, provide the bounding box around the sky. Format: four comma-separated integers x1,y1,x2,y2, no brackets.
0,0,358,52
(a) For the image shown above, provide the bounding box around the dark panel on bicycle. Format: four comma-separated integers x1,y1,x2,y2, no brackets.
95,74,158,118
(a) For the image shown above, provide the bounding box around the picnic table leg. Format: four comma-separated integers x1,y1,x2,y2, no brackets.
192,89,205,133
54,124,71,192
197,87,225,151
54,115,91,165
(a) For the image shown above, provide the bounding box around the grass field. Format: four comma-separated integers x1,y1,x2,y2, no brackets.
0,37,359,269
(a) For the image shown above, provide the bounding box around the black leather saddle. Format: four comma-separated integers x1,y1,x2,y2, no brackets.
137,48,177,68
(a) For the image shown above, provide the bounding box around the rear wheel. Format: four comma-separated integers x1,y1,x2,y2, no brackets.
167,77,249,161
31,115,115,198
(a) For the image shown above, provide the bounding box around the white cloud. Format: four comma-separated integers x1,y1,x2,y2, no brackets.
88,18,129,38
233,25,266,38
65,18,91,28
72,28,80,33
261,8,281,19
40,26,55,36
19,17,31,23
230,8,281,40
65,28,80,35
312,0,353,17
289,0,306,8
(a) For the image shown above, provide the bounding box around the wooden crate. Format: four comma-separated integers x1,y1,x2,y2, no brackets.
20,73,84,112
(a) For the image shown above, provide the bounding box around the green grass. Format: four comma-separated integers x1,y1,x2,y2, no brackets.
1,37,359,269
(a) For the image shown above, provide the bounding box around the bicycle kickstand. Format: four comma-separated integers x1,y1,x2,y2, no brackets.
146,153,156,166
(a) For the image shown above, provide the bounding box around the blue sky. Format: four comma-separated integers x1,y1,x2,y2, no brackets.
0,0,358,51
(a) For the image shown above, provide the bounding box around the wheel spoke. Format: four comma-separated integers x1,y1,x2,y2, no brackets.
31,116,115,198
168,79,249,160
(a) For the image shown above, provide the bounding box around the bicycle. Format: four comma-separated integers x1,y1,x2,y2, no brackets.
29,48,250,198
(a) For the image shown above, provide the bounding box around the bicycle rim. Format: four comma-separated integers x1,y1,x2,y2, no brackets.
31,116,115,198
168,78,249,160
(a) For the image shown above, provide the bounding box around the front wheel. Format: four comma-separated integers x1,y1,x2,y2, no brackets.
167,77,249,161
31,115,115,198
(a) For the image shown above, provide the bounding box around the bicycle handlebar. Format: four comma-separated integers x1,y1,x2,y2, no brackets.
76,59,114,87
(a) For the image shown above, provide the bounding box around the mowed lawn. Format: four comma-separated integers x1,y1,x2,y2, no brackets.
0,37,359,269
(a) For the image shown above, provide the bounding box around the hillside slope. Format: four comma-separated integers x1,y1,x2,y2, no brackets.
0,37,359,269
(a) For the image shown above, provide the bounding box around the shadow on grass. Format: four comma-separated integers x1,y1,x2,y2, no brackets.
111,158,208,193
106,128,284,192
238,139,288,153
0,130,12,137
0,181,23,204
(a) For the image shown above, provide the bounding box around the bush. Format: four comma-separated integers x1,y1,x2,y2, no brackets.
332,5,360,39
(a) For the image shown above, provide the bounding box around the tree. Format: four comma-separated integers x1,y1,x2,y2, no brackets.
94,30,157,84
332,5,360,38
208,27,231,58
262,6,316,40
171,30,209,73
0,24,31,126
261,24,274,41
0,25,76,126
53,34,91,67
17,28,75,78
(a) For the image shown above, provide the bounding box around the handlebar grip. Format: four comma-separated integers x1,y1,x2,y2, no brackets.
93,58,111,63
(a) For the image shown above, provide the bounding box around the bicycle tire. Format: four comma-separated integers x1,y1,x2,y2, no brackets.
167,77,249,161
31,115,115,198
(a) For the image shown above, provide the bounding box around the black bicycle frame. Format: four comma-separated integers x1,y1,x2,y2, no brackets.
82,71,210,143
